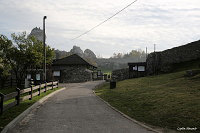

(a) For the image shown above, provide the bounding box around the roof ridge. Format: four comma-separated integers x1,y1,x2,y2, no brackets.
53,54,97,68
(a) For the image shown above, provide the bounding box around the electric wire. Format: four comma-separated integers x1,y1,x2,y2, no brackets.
72,0,138,40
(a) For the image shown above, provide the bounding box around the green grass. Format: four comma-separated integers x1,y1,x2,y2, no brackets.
100,68,112,74
95,71,200,132
0,87,62,131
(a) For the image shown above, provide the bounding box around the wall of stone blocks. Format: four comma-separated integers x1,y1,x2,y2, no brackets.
112,68,129,81
146,40,200,74
53,65,92,83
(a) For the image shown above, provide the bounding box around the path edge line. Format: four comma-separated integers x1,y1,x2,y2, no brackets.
1,87,66,133
93,90,162,133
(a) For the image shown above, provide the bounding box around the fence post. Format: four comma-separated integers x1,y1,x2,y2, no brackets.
11,76,13,88
44,81,47,92
38,83,41,96
16,88,20,105
29,85,33,100
0,93,4,114
52,81,53,90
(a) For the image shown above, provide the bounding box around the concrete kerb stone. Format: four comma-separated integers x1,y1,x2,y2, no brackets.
1,87,66,133
93,90,162,133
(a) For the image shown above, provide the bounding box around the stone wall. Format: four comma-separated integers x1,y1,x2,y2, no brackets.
147,40,200,74
53,65,92,83
112,68,129,81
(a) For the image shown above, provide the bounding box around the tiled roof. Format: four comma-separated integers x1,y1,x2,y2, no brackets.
52,54,97,68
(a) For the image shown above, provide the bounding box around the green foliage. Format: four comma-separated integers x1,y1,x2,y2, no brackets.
0,35,12,82
11,32,55,68
0,32,55,87
111,49,146,59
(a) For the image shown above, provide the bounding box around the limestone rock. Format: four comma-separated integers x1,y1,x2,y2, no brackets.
70,46,84,57
29,27,44,42
84,49,96,59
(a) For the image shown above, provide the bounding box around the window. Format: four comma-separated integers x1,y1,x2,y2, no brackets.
133,66,137,71
27,74,31,79
36,74,40,80
138,66,145,71
53,71,60,76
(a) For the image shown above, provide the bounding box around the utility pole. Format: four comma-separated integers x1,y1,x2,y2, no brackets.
43,16,47,82
145,47,148,76
146,47,148,61
154,44,156,75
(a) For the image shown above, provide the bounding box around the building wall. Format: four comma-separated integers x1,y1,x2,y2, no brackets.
112,68,129,81
112,67,146,81
147,40,200,74
53,65,92,83
129,71,146,78
110,41,200,80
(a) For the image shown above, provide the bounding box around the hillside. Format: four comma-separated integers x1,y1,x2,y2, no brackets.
95,61,200,132
55,47,146,72
28,27,147,72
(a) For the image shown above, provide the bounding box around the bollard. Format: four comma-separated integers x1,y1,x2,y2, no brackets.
44,81,47,92
0,93,4,114
29,85,33,100
16,88,20,105
38,83,41,96
110,80,116,89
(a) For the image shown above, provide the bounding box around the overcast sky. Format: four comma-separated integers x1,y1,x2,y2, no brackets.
0,0,200,57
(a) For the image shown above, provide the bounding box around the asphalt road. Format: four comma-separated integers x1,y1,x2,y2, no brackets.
8,81,155,133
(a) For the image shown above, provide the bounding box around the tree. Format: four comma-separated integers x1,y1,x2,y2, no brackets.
0,35,12,88
0,32,55,88
11,32,55,87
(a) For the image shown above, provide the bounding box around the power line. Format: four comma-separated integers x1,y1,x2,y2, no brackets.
72,0,138,40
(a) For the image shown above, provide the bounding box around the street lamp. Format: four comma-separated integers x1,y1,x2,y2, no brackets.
43,16,47,82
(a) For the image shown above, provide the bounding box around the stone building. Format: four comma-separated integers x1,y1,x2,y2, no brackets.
52,54,97,83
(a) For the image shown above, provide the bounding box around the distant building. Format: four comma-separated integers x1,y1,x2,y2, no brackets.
52,54,97,83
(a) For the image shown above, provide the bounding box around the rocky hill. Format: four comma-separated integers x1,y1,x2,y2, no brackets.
29,27,44,41
55,46,146,71
28,27,145,72
70,46,84,57
84,49,96,60
69,46,96,59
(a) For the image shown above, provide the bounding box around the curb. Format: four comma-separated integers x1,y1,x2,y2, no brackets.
1,87,66,133
93,90,162,133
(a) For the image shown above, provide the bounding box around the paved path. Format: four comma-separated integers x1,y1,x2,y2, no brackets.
8,81,155,133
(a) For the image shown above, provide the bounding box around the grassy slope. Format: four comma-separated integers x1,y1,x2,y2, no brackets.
0,87,62,131
95,71,200,131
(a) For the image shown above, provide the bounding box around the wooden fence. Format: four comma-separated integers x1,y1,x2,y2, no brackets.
0,81,58,114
